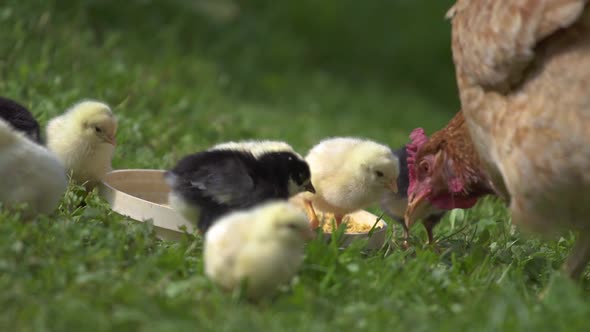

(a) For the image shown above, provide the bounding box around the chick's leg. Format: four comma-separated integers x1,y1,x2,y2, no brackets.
423,223,434,245
563,232,590,280
423,216,441,245
304,200,320,229
394,218,411,249
334,214,344,227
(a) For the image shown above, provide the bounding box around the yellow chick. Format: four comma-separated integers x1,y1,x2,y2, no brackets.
204,201,313,300
0,119,67,215
302,137,400,229
46,100,117,188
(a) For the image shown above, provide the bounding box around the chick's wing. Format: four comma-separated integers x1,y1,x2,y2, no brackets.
183,155,267,207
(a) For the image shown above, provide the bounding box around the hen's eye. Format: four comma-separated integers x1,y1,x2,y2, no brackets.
375,171,384,177
419,161,430,174
94,126,102,133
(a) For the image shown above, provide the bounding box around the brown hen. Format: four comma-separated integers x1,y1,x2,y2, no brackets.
405,111,496,244
447,0,590,279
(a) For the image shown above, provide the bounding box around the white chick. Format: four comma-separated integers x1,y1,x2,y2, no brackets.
0,119,67,215
303,137,400,229
46,100,117,188
204,200,313,300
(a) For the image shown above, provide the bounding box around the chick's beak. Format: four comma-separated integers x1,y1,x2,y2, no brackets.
388,180,398,194
104,134,116,146
404,190,431,230
304,181,316,194
301,226,316,241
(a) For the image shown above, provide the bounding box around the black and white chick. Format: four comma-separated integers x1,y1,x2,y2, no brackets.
165,140,316,233
0,97,41,144
380,145,444,246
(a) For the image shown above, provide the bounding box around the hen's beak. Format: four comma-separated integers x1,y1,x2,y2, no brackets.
404,190,431,230
388,180,398,194
304,181,316,194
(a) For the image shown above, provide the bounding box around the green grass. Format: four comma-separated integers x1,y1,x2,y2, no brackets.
1,1,589,331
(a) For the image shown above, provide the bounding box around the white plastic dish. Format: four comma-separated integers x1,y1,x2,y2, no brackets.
323,210,388,250
99,169,387,249
99,169,195,240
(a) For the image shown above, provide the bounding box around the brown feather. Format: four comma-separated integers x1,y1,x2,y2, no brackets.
415,111,491,195
449,0,590,279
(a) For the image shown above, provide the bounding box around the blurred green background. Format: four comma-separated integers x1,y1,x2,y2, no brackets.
4,2,590,331
1,0,458,169
77,0,457,101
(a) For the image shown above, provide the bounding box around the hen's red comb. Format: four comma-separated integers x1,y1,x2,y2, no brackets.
407,128,429,196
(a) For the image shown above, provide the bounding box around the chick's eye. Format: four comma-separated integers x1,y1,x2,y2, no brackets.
286,223,299,230
375,171,384,177
94,126,102,133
